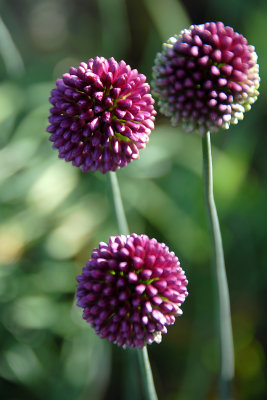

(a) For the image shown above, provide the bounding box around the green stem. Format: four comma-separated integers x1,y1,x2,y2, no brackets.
108,171,158,400
202,132,234,400
137,347,159,400
109,171,129,235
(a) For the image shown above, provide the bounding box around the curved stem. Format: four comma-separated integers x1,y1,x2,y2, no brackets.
108,171,158,400
202,132,234,400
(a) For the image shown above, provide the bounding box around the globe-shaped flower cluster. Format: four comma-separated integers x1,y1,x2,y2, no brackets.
152,21,260,135
47,57,156,173
76,234,188,349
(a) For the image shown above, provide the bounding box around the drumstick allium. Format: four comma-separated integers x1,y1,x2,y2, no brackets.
76,234,188,349
152,21,259,135
47,57,156,172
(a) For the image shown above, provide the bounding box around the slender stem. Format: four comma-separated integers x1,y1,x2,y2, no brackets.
108,171,158,400
109,171,129,235
202,132,234,400
137,347,159,400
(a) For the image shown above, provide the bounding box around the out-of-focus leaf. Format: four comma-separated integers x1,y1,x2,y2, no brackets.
0,17,24,77
144,0,190,41
0,104,48,181
26,161,79,214
32,261,76,294
125,124,202,178
4,344,44,384
213,152,248,204
97,0,130,58
0,82,24,124
0,266,19,302
10,296,58,329
0,82,25,146
246,8,267,100
122,177,209,262
26,81,54,109
45,194,108,259
61,327,111,399
0,221,25,265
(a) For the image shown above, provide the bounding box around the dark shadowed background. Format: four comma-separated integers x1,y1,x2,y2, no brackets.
0,0,266,399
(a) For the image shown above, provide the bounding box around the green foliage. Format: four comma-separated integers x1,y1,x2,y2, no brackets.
0,0,266,399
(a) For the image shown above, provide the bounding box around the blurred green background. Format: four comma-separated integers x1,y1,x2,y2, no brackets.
0,0,266,399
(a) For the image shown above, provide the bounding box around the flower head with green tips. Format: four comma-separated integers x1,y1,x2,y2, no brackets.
76,234,188,349
47,57,156,172
152,21,260,135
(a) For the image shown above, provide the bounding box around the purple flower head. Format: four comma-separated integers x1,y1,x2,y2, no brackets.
152,22,260,135
76,234,188,349
47,57,156,173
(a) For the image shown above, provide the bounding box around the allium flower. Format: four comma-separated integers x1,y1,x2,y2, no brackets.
152,21,260,135
76,234,188,349
47,57,156,173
